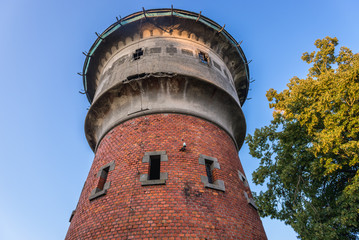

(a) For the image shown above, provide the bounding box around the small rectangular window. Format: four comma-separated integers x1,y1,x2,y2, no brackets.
205,160,214,184
198,51,209,64
69,210,76,222
244,191,258,210
133,48,143,60
149,155,161,180
89,161,115,201
238,170,249,187
140,151,168,186
199,154,225,191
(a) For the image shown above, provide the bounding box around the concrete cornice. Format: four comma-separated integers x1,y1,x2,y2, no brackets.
85,74,246,152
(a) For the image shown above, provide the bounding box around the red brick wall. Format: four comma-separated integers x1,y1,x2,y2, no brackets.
66,114,267,239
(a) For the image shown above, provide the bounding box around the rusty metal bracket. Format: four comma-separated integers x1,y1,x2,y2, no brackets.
95,32,104,40
116,16,122,26
142,7,147,19
218,24,225,33
196,11,202,22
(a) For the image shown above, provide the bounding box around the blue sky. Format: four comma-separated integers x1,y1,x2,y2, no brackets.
0,0,358,239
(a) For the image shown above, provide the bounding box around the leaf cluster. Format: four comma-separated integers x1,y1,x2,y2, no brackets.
246,37,359,240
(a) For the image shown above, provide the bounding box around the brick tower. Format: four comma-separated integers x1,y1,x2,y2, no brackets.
66,8,267,239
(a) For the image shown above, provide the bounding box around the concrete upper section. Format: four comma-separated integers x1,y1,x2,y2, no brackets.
82,8,250,106
94,37,238,103
82,8,250,152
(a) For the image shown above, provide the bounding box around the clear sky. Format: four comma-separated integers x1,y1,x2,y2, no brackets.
0,0,358,239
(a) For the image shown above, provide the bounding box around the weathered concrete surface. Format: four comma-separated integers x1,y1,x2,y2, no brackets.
85,75,246,151
83,10,249,152
94,37,237,103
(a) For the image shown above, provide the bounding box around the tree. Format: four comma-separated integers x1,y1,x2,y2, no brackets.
246,37,359,240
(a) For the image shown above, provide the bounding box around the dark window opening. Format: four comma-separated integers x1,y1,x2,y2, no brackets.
198,51,209,64
240,175,246,182
205,160,214,184
199,154,225,191
97,167,109,191
69,210,76,222
149,155,161,180
133,48,143,60
89,161,115,201
238,170,248,187
140,151,168,186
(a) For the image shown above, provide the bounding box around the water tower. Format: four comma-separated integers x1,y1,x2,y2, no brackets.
66,8,267,239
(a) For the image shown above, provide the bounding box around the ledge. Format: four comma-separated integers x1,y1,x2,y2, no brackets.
140,172,168,186
244,191,258,210
89,182,111,201
142,151,168,162
200,176,225,192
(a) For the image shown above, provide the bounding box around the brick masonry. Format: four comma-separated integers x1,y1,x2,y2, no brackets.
66,114,267,239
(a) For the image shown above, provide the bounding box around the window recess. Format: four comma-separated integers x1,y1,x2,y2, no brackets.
198,51,209,64
205,160,214,184
89,161,115,201
238,170,249,187
69,210,76,222
199,154,225,192
244,191,258,210
140,151,168,186
133,48,144,60
149,155,161,180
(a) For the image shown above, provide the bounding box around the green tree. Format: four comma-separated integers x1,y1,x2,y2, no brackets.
246,37,359,240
